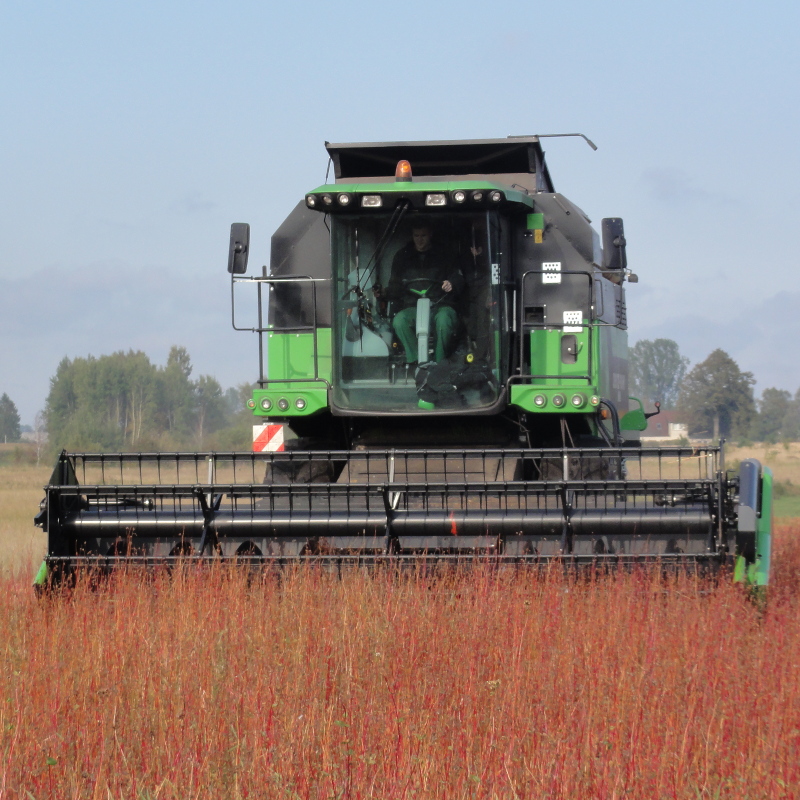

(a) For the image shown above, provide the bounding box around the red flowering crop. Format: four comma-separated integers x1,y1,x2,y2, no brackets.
2,524,799,799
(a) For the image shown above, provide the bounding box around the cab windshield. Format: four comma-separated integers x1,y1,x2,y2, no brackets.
331,210,503,412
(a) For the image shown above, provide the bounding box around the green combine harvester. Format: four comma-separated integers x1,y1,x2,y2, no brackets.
34,136,772,585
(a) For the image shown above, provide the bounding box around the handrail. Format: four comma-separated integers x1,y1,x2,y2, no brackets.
231,273,330,388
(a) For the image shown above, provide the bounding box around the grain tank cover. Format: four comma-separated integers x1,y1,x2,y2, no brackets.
325,137,554,192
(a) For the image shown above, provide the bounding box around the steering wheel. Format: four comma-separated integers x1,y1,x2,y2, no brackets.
404,278,445,303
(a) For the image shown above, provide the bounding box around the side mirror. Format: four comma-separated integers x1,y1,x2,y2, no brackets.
227,223,250,274
601,217,627,271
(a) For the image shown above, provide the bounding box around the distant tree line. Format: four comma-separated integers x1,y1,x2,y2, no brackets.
43,346,254,452
4,339,800,454
630,339,800,442
0,393,21,443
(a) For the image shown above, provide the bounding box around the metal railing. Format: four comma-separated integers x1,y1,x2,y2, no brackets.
231,272,330,389
54,446,723,487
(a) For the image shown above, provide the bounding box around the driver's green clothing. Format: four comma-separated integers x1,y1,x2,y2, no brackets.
386,241,464,363
393,305,458,363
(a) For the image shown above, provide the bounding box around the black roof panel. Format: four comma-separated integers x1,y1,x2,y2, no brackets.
325,137,551,188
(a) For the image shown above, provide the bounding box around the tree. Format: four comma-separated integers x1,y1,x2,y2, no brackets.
750,388,791,443
120,351,157,445
781,389,800,441
629,339,689,409
0,393,21,442
224,383,257,418
167,345,192,379
156,346,195,439
678,349,756,440
33,410,47,465
211,382,258,450
193,375,226,447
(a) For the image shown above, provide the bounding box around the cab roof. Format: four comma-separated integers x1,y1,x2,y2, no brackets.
325,136,554,193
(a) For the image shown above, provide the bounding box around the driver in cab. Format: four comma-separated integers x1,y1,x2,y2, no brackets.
380,224,464,364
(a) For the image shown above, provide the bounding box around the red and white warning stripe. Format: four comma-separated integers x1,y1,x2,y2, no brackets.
252,423,285,453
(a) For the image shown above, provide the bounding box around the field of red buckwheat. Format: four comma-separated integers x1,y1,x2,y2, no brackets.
1,523,799,799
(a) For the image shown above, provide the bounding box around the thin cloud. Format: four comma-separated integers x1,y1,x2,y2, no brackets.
639,167,732,206
176,192,216,214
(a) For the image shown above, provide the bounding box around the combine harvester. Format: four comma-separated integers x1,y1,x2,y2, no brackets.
34,136,772,586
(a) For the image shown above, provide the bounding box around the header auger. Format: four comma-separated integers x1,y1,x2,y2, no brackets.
35,136,773,588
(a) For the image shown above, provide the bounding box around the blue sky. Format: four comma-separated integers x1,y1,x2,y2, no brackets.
2,0,799,423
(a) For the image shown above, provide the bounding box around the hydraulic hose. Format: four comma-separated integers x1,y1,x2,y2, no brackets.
599,398,622,446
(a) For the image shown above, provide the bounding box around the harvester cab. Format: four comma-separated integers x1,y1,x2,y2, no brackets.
33,136,773,587
325,182,505,413
231,137,633,440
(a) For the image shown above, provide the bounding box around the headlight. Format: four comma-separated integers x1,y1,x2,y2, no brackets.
425,193,447,206
552,394,566,408
277,398,290,411
260,398,272,411
452,190,466,203
306,195,317,208
337,193,351,206
571,393,587,408
361,195,383,208
533,394,547,407
489,191,503,203
321,194,333,206
471,190,484,202
295,397,306,410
